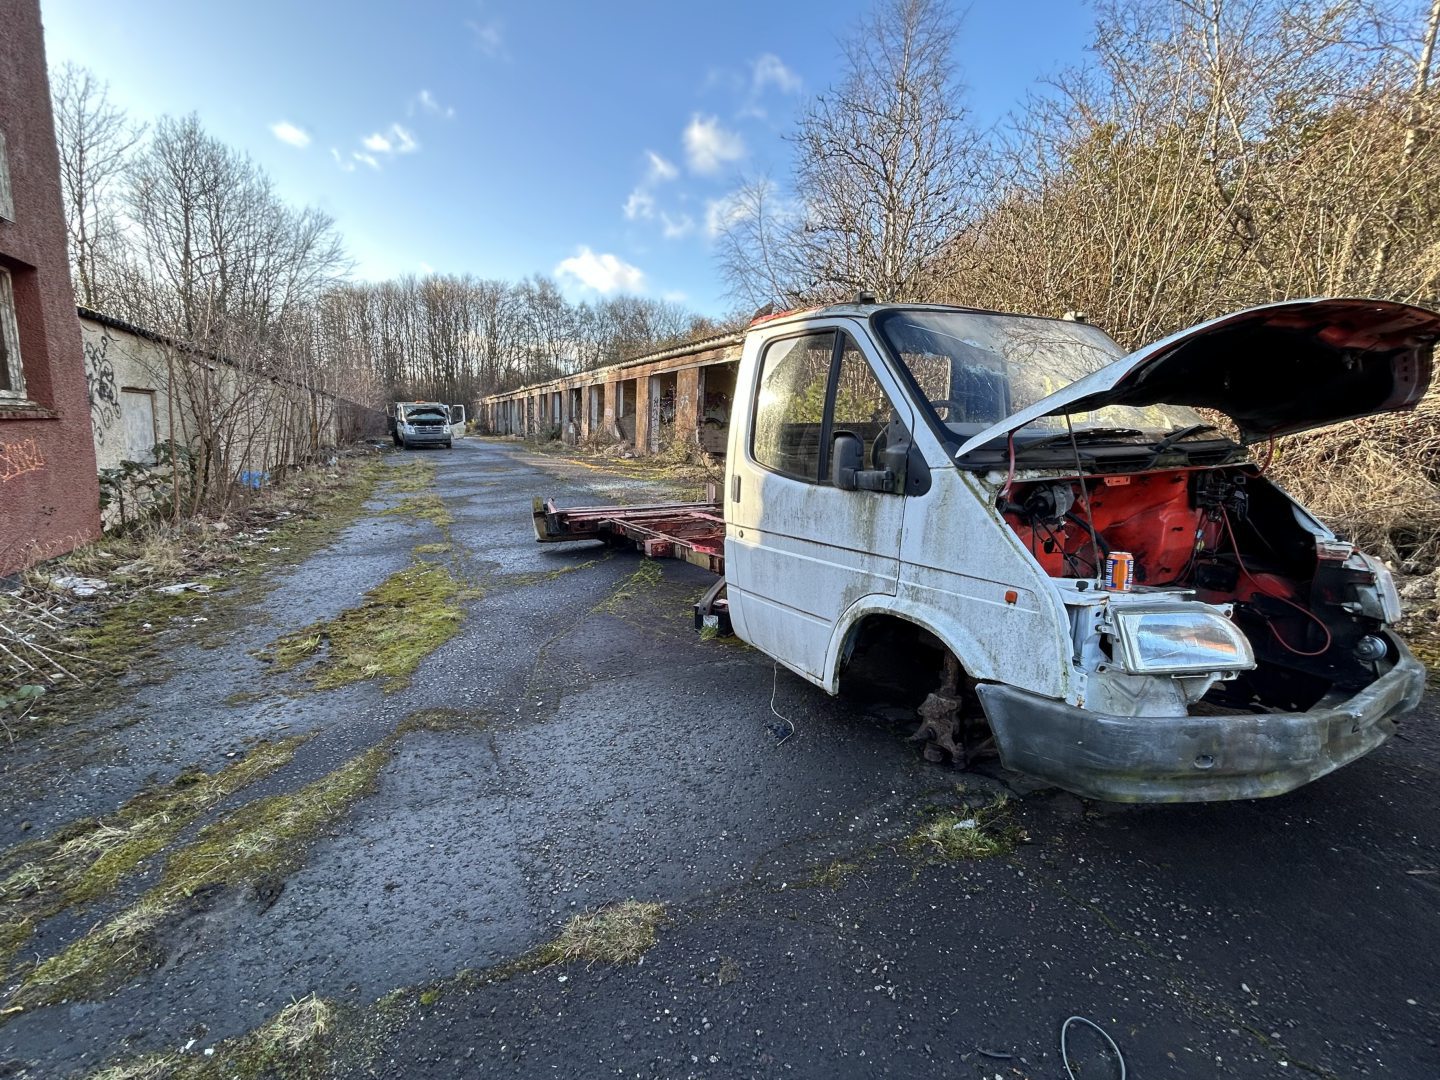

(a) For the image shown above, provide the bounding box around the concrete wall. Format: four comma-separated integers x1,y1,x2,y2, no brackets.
0,0,102,575
80,310,363,526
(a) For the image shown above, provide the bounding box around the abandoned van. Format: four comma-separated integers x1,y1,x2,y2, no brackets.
537,297,1438,802
388,401,458,449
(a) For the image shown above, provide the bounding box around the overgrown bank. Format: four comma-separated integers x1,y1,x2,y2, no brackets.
0,454,387,741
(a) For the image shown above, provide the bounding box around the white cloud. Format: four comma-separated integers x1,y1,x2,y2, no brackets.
662,290,688,303
683,114,746,175
660,212,695,240
270,121,311,149
414,90,456,119
360,123,419,159
330,148,356,173
468,8,504,56
646,150,679,184
353,151,381,170
389,124,418,153
752,54,802,95
555,247,645,294
623,189,655,221
705,191,755,238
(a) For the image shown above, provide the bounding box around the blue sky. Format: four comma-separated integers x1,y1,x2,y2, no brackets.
38,0,1095,317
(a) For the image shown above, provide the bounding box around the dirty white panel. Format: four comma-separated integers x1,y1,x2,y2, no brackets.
120,388,157,462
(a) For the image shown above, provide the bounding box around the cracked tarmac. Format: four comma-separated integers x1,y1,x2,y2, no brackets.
2,439,1437,1078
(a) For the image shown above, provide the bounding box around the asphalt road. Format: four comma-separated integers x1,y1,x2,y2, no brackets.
3,438,1438,1079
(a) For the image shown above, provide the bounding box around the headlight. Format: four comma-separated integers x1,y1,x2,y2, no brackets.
1358,554,1403,624
1109,605,1256,675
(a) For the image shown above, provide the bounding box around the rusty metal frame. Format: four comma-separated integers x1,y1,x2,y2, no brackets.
533,497,725,575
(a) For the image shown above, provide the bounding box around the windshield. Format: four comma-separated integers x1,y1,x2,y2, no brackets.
403,407,449,422
873,309,1209,439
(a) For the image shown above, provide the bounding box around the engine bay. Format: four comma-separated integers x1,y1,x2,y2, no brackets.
1001,464,1401,712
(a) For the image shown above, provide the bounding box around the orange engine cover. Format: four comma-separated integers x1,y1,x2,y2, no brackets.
1009,471,1213,585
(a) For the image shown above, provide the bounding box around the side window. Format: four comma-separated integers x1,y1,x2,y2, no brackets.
0,129,12,222
831,338,901,467
0,267,24,398
752,331,835,482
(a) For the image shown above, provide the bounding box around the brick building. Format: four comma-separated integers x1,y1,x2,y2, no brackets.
0,0,102,575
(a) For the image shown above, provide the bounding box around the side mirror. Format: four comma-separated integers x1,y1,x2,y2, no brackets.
831,433,864,490
832,432,899,492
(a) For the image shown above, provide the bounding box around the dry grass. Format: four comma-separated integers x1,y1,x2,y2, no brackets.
539,900,667,967
1270,396,1440,570
84,993,338,1080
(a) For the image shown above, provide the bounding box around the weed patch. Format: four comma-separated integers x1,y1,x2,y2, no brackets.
261,562,471,691
905,794,1026,862
387,460,437,493
536,900,667,967
411,542,452,555
395,707,490,735
381,493,453,528
798,859,860,889
87,993,339,1080
0,737,309,974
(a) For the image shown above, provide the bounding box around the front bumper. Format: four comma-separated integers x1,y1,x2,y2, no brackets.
401,428,451,445
975,642,1426,802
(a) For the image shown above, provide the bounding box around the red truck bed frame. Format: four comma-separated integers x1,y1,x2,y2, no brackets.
532,497,726,575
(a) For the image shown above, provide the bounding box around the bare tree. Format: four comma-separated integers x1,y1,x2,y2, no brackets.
721,0,980,304
50,63,143,309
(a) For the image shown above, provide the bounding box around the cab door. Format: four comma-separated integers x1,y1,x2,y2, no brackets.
725,324,915,682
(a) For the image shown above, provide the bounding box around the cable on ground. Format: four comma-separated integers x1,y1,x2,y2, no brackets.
1060,1015,1126,1080
767,659,795,745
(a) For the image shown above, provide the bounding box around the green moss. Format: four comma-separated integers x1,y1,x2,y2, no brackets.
0,737,309,976
411,542,452,555
489,557,602,590
598,559,662,612
261,562,471,691
10,743,392,1009
905,794,1027,862
380,493,453,528
395,707,490,735
387,460,437,493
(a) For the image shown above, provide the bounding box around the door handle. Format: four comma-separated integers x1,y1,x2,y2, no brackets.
731,474,742,502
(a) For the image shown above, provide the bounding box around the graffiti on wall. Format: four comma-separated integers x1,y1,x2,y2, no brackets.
84,330,121,445
0,437,45,482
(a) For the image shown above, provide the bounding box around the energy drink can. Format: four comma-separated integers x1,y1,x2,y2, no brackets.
1105,551,1135,592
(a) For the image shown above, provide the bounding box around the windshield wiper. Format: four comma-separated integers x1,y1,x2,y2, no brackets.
1015,427,1146,454
1142,423,1220,468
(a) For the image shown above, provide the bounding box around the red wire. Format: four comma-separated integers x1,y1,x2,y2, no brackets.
1001,430,1016,502
1220,507,1332,657
1257,435,1276,474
